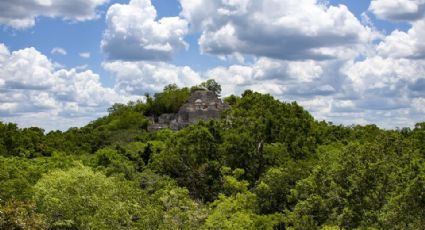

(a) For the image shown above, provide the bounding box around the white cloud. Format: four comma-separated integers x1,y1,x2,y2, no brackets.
0,43,10,62
342,56,424,93
103,60,202,94
101,0,188,61
1,47,56,90
51,47,67,56
179,0,377,60
79,52,91,58
200,54,425,128
0,102,18,114
0,44,137,131
2,42,425,130
412,97,425,113
3,1,425,131
335,56,425,126
204,58,324,97
0,0,108,29
369,0,425,22
174,0,425,128
377,20,425,59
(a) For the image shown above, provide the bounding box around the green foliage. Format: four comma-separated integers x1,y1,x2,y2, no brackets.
204,166,281,229
199,79,222,96
0,154,79,201
220,91,316,182
92,147,139,180
145,84,191,116
1,85,425,229
221,166,250,195
0,156,42,201
156,187,207,229
151,124,222,202
0,122,50,157
139,170,208,229
223,94,239,106
286,134,418,229
255,162,310,214
378,159,425,229
204,192,281,230
33,165,159,229
107,110,148,131
0,200,47,230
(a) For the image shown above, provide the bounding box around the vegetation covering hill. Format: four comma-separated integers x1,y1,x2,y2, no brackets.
1,81,424,229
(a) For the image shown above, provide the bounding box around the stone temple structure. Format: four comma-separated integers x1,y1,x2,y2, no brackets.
147,90,230,131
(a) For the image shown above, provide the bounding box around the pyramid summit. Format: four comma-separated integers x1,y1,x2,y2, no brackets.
147,89,230,131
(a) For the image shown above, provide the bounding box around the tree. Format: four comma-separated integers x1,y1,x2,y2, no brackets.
287,135,411,229
92,147,138,180
378,157,425,229
139,170,207,229
0,154,78,202
0,200,47,230
219,91,316,182
254,162,309,214
33,165,160,229
203,172,281,230
2,83,425,230
145,84,191,116
200,79,222,96
150,124,222,202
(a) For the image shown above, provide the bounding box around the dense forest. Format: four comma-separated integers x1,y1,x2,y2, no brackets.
1,81,424,230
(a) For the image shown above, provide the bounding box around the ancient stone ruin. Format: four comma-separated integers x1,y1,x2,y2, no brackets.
147,90,230,131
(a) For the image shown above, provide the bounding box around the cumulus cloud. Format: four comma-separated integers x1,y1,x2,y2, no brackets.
335,56,425,125
101,0,188,61
2,44,425,130
0,43,10,62
0,0,108,29
170,0,425,128
0,44,137,131
369,0,425,22
3,0,425,131
51,47,67,56
204,58,324,97
103,60,202,94
179,0,377,60
342,57,424,93
377,20,425,59
198,53,425,128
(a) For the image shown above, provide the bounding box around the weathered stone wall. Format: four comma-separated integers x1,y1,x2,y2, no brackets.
176,90,228,123
158,113,175,124
147,89,229,131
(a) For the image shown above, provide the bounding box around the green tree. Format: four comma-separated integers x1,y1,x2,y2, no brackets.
378,158,425,229
151,124,222,202
254,162,310,214
92,147,139,180
33,165,159,229
0,153,78,202
145,84,191,116
140,170,207,229
203,165,281,230
0,200,47,230
199,79,222,96
220,91,316,182
287,134,412,229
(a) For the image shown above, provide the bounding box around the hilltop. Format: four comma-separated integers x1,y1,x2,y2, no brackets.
1,80,424,229
147,89,230,131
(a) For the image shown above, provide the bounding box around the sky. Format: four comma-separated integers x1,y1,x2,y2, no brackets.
1,0,425,131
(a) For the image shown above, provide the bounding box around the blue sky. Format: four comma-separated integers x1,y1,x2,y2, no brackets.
1,0,425,130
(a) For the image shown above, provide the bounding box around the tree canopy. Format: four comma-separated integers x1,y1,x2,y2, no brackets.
1,83,424,229
199,79,222,96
